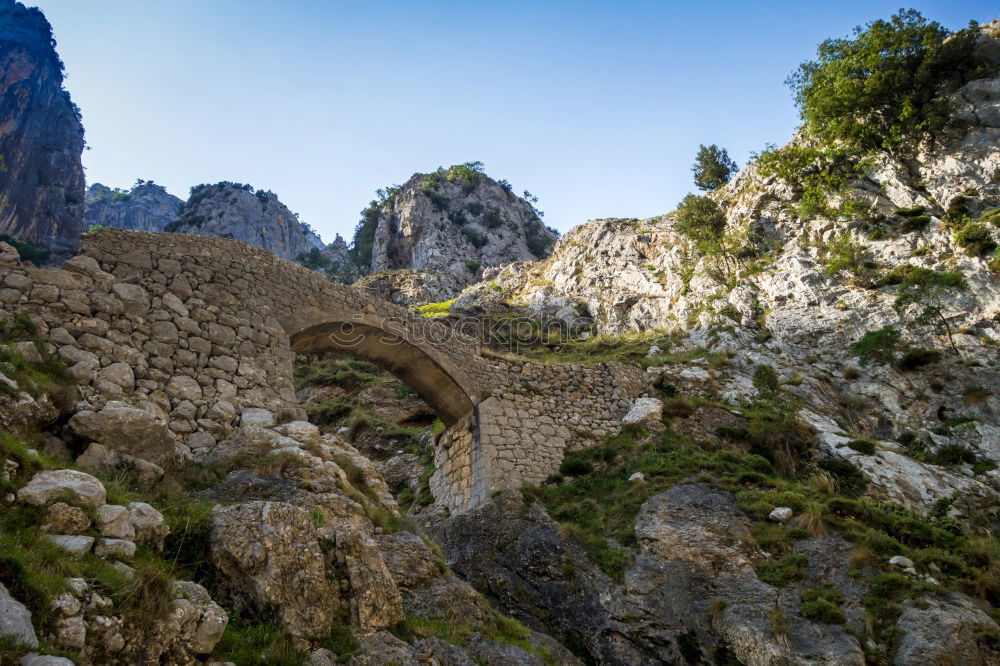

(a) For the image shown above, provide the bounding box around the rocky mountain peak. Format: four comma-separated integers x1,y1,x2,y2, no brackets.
164,181,324,261
352,162,558,300
85,181,183,233
0,0,85,260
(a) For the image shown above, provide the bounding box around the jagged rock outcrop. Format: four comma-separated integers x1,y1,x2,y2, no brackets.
451,23,1000,485
353,269,463,306
358,164,558,303
435,487,1000,666
0,0,85,259
84,182,182,233
165,182,324,261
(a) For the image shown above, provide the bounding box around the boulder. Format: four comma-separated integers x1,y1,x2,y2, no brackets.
42,535,94,558
0,582,39,649
274,420,320,444
346,631,420,666
95,362,134,392
116,580,227,664
895,592,1000,665
18,470,106,508
19,655,74,666
621,397,663,424
165,376,202,402
209,501,338,641
156,581,228,656
338,528,404,632
69,404,176,466
94,538,136,559
768,507,793,523
128,502,169,549
634,483,756,571
42,502,91,534
95,504,135,539
240,407,276,428
75,442,164,488
53,615,86,649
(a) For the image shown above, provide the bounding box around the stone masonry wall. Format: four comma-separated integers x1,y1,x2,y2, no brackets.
1,229,649,510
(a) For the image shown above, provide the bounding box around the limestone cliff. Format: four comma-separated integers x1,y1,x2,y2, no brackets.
165,181,324,261
84,181,182,232
0,0,85,259
454,22,1000,469
353,163,558,303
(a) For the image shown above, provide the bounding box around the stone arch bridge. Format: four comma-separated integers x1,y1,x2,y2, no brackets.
1,229,646,512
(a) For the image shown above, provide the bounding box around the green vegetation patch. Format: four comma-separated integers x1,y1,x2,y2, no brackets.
413,298,458,318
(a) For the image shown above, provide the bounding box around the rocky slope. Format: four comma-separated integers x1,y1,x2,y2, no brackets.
165,182,324,262
452,22,1000,469
0,0,85,260
354,163,558,303
84,182,182,233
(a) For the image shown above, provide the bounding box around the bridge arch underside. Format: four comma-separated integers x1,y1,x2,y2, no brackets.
289,319,479,427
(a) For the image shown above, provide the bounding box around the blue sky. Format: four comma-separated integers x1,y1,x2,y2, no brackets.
31,1,998,244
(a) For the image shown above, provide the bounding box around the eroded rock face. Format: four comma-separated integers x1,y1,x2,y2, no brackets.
166,182,324,261
894,592,1000,666
364,169,558,300
435,487,871,666
353,269,464,306
0,0,85,260
84,182,183,233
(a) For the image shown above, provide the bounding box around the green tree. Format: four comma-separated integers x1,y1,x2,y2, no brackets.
692,144,738,190
787,10,989,152
892,268,967,356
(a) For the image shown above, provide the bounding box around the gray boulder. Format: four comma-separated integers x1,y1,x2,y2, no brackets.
68,403,176,466
17,469,106,508
895,592,1000,665
0,582,38,649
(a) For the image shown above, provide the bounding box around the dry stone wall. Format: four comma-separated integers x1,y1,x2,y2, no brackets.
1,228,648,511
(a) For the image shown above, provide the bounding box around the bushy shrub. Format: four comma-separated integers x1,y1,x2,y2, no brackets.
559,456,593,477
817,458,867,496
674,194,726,251
752,364,780,394
524,216,554,258
895,347,941,371
756,553,808,586
483,207,503,228
954,221,997,256
800,587,846,624
927,444,976,466
0,235,49,265
853,326,901,366
462,227,487,249
822,231,877,283
755,143,855,221
846,439,877,455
